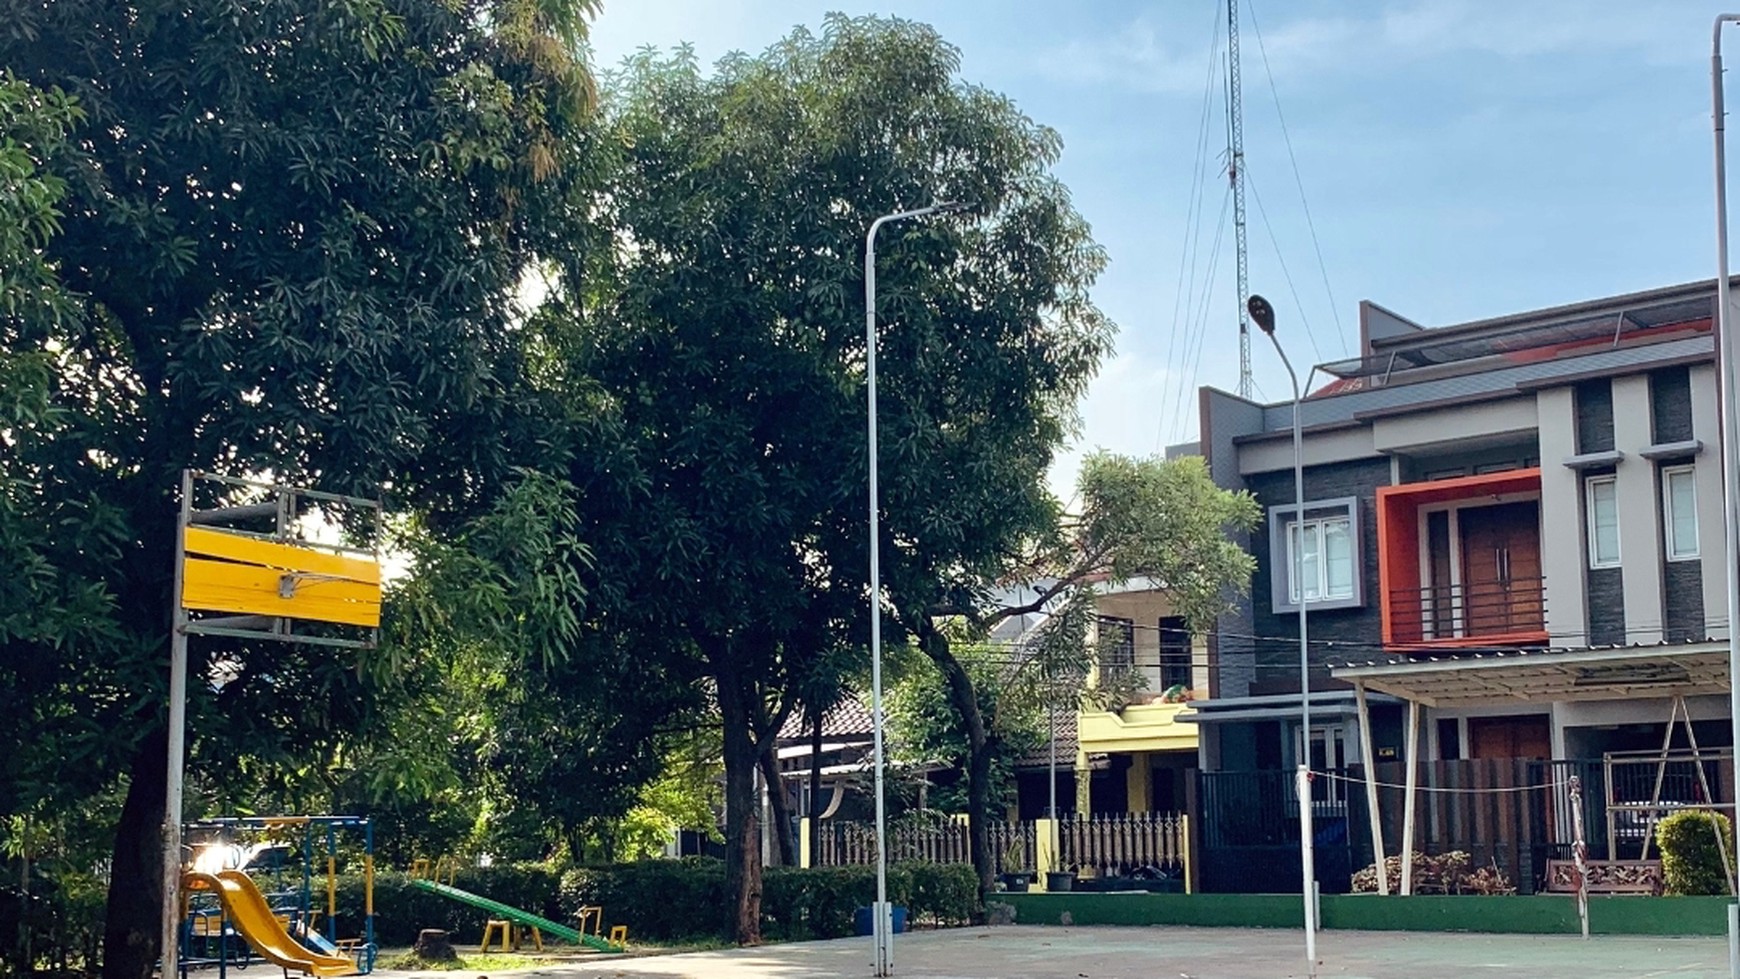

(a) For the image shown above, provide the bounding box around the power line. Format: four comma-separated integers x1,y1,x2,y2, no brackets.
1245,0,1348,358
1160,10,1228,453
1246,164,1324,363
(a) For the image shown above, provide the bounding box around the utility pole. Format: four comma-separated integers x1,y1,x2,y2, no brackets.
1228,0,1252,399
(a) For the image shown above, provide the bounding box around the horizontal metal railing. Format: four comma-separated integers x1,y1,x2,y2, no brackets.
1388,576,1545,644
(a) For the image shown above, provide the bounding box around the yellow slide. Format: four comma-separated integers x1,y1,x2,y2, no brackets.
183,871,357,977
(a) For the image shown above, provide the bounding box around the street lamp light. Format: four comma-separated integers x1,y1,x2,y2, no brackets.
865,200,971,977
1248,293,1318,978
1709,17,1740,978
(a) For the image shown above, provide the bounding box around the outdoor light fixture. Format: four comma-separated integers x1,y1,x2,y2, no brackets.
864,200,974,978
1246,292,1317,978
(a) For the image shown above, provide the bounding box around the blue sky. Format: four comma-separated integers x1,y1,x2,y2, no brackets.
589,1,1726,499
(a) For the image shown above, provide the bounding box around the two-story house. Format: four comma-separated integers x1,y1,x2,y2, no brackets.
1181,279,1733,894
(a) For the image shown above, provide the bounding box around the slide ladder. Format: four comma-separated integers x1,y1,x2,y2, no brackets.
407,878,625,953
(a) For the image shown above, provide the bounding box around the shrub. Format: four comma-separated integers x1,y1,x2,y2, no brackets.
1351,851,1513,895
561,859,978,943
559,856,728,942
1658,809,1736,896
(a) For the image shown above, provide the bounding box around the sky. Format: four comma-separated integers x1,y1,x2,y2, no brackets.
587,0,1730,500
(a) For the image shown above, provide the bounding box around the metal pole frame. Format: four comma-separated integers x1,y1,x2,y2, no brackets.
1711,16,1740,977
865,201,968,977
161,470,193,979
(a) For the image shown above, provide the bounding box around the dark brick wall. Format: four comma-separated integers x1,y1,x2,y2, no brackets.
1587,566,1626,645
1651,366,1694,444
1664,560,1706,642
1243,457,1392,693
1576,379,1615,454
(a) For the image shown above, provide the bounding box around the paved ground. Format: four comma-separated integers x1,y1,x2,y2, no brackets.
375,925,1732,979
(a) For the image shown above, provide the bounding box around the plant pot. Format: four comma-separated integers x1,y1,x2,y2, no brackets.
999,873,1031,893
1044,871,1076,892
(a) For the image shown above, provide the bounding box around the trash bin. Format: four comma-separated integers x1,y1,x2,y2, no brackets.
853,905,908,936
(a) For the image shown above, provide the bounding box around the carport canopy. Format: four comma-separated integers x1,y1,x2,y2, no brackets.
1330,641,1730,708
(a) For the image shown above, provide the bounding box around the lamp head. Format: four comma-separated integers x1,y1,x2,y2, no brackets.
931,201,976,216
1247,294,1276,335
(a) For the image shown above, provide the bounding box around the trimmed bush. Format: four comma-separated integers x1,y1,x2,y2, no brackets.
1658,809,1736,896
559,856,728,942
561,859,981,943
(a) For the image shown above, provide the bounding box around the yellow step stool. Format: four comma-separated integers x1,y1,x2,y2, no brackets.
478,919,543,952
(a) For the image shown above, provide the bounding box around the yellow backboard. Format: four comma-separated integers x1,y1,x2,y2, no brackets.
180,526,382,628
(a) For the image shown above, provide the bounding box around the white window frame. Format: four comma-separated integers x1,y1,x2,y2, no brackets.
1585,475,1621,569
1268,497,1363,614
1286,515,1355,605
1662,464,1699,562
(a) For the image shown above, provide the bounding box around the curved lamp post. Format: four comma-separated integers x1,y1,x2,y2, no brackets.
1248,293,1317,978
865,200,971,977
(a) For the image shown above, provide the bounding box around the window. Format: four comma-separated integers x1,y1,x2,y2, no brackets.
1663,465,1699,561
1586,475,1620,568
1097,616,1134,676
1267,497,1363,613
1157,617,1192,690
1287,515,1355,604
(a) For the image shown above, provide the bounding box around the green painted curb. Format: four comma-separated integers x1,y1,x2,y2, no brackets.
999,892,1734,936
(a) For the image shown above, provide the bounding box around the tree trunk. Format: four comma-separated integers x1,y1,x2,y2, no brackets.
103,727,168,979
919,625,995,907
715,665,763,945
759,744,796,867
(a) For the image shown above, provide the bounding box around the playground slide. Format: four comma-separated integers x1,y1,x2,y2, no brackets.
183,871,358,977
407,878,624,953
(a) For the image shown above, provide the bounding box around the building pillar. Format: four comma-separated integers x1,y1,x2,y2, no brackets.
1612,374,1662,644
1690,364,1727,640
1034,818,1059,891
1536,387,1588,647
1125,753,1151,813
799,818,812,869
1074,746,1092,816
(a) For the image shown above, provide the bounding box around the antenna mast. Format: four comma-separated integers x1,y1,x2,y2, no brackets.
1227,0,1252,398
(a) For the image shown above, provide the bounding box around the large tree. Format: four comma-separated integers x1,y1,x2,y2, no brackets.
0,2,605,975
557,15,1113,942
895,452,1261,899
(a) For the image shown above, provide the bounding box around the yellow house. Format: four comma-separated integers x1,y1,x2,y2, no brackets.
1016,579,1206,818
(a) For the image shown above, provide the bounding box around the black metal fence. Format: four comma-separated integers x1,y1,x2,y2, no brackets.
1197,768,1358,894
1387,576,1545,643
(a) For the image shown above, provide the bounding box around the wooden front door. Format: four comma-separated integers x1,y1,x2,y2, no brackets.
1468,715,1552,760
1458,501,1543,636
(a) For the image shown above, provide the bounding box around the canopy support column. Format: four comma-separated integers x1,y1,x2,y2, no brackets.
1353,682,1389,896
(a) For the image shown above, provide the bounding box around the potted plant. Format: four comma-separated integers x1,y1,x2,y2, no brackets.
998,838,1031,893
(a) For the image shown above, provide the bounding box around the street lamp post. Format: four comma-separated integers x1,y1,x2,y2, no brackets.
865,201,970,977
1248,294,1317,979
1710,16,1740,978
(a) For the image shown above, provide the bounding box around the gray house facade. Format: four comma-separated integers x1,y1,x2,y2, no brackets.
1181,279,1733,893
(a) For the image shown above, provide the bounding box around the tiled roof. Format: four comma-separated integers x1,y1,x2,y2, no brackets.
778,695,874,741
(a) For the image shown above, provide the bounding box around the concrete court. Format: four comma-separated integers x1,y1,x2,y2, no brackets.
380,925,1732,979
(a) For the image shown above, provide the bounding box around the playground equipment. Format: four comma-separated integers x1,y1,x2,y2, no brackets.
176,816,376,977
161,472,382,979
406,864,626,954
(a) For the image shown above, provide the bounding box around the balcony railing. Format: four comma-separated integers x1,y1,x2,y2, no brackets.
1387,576,1546,645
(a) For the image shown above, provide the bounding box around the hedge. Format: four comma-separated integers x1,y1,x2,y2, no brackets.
333,859,978,947
1657,810,1736,896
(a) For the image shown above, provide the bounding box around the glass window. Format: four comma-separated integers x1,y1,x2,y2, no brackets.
1586,476,1620,568
1663,465,1699,561
1288,515,1355,604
